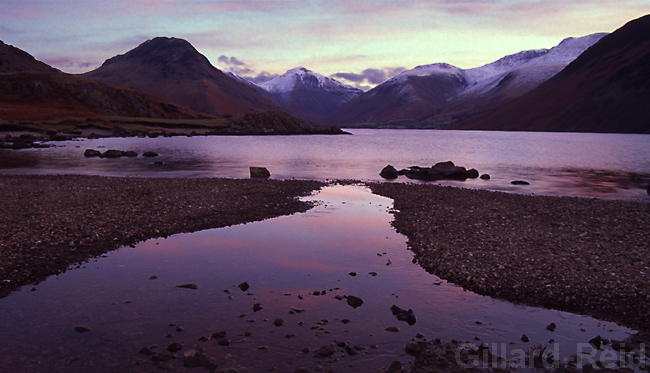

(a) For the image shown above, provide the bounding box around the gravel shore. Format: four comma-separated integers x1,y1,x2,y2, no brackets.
369,182,650,332
0,175,323,297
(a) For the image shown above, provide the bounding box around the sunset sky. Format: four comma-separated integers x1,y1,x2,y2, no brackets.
1,0,648,89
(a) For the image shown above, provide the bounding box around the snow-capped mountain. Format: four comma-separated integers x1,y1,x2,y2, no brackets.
453,15,650,133
325,33,606,128
258,67,363,122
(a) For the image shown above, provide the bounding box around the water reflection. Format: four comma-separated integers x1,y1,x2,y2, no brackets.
1,130,648,200
0,185,636,372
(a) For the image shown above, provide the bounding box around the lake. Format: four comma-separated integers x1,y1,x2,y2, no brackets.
1,129,649,200
1,129,649,371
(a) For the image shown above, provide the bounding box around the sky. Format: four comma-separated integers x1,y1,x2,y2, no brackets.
1,0,648,90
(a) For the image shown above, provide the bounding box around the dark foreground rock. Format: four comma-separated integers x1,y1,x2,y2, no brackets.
0,175,323,297
369,182,650,331
381,161,481,181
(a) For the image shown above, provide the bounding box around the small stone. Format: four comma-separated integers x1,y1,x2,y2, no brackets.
480,174,491,180
84,149,101,157
546,323,557,332
274,318,285,326
258,345,269,350
405,342,422,355
521,334,530,342
346,295,363,308
314,343,336,358
176,284,198,290
387,360,403,373
138,347,153,355
142,151,158,157
511,180,530,185
348,272,357,276
238,282,250,291
167,342,183,352
149,275,158,280
73,326,91,333
183,349,209,368
253,303,263,312
385,326,400,332
217,337,230,346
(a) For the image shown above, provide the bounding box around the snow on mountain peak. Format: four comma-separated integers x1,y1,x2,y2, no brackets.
260,66,358,95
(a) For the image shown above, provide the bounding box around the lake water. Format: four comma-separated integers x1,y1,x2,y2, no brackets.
1,129,649,200
0,185,641,372
1,130,649,371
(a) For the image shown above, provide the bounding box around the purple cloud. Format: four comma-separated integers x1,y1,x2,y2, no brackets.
332,67,407,86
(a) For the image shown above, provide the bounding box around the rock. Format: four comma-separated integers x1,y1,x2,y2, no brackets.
151,350,172,362
176,284,198,290
520,334,530,342
217,337,230,346
253,303,263,312
100,149,123,158
121,150,138,157
183,349,210,368
385,326,400,332
390,305,417,325
73,326,91,333
589,336,603,350
405,342,422,355
480,174,491,180
511,180,530,185
211,331,227,339
400,161,479,181
387,360,404,373
647,183,650,196
167,342,183,352
238,282,250,291
346,295,363,308
250,167,270,178
138,347,153,355
84,149,101,157
380,165,400,179
348,272,357,276
546,322,557,332
142,151,158,157
273,318,285,326
345,343,359,355
314,343,336,358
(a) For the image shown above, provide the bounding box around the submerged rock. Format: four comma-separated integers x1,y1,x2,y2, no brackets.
346,295,364,308
511,180,530,185
390,305,417,325
84,149,101,157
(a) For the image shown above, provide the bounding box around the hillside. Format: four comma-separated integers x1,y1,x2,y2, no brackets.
452,14,650,133
81,37,283,117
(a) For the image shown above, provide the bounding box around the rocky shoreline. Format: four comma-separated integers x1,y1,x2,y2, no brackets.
0,175,324,297
368,182,650,333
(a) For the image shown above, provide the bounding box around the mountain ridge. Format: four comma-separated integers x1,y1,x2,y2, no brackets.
451,14,650,134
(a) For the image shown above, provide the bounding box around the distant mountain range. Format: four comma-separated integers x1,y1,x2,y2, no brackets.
452,13,650,133
2,13,649,134
322,33,607,128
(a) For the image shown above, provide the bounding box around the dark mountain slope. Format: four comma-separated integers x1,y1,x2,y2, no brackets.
82,37,282,117
452,14,650,133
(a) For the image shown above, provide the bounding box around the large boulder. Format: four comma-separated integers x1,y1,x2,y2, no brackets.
380,165,400,179
401,161,478,181
250,167,270,178
100,149,124,158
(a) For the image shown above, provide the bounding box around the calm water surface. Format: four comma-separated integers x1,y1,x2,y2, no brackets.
0,186,640,372
1,129,649,200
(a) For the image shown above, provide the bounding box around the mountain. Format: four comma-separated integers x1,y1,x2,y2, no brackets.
452,14,650,133
0,41,347,137
258,67,363,122
0,40,212,122
324,34,605,128
81,37,282,117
